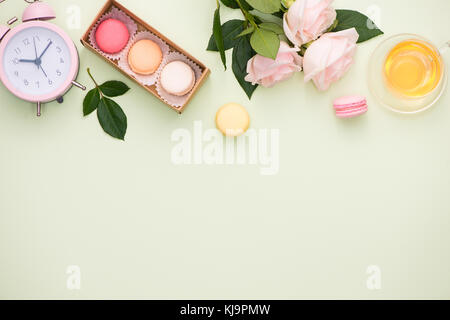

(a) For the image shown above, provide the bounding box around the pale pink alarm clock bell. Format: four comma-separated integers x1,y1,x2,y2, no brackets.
0,0,85,116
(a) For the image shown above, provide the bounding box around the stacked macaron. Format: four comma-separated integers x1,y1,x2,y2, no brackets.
333,95,368,118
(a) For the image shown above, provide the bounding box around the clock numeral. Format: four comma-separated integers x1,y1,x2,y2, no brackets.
14,48,21,55
14,71,19,77
23,38,30,46
35,81,40,88
56,70,62,77
56,46,62,53
35,35,40,42
12,58,19,65
48,79,53,85
60,58,64,64
24,79,29,86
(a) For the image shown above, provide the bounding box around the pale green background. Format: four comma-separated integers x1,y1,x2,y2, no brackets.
0,0,449,299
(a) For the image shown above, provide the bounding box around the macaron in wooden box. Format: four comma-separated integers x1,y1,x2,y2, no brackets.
80,0,210,113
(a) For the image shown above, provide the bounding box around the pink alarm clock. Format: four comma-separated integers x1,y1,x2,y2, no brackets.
0,0,85,116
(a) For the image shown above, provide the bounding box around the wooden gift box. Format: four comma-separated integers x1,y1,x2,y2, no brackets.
80,0,210,113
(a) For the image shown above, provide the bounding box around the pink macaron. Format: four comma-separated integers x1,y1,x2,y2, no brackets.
95,18,129,54
333,95,368,118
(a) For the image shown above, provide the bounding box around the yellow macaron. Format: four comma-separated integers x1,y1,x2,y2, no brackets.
215,103,250,137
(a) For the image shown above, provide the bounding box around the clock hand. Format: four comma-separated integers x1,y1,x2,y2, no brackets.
39,65,48,78
33,37,39,69
38,41,53,60
19,59,37,63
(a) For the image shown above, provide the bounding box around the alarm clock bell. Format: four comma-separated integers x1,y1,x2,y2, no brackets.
0,0,85,117
22,1,56,22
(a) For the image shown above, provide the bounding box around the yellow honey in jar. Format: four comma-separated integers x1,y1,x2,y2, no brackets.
384,40,442,97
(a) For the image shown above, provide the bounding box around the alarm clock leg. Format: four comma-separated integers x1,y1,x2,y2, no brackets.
72,81,86,91
7,17,17,25
36,102,41,117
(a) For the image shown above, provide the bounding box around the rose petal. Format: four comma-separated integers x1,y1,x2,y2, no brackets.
302,28,358,90
245,41,303,88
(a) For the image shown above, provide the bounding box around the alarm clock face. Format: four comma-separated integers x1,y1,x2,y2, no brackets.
0,21,79,103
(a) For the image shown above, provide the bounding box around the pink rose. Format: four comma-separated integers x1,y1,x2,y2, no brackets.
283,0,336,46
245,41,303,88
303,28,359,91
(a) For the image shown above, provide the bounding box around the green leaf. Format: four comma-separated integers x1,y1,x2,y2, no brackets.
252,15,263,25
250,28,280,59
207,19,245,51
99,81,130,97
220,0,252,10
271,10,284,19
83,88,100,116
232,36,258,99
213,7,227,70
259,22,284,35
235,26,255,39
246,0,280,14
97,97,127,140
334,10,384,43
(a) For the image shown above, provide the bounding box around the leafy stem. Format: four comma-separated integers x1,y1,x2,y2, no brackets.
235,0,249,23
83,69,130,140
207,2,384,99
236,0,258,28
87,68,102,97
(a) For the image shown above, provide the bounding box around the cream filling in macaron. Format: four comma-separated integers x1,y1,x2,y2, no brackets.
128,39,163,75
160,61,196,96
